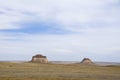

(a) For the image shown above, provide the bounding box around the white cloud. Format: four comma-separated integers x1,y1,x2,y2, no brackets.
0,0,119,30
0,29,120,61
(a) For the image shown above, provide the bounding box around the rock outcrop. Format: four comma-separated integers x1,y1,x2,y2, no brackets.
80,58,94,65
31,54,48,63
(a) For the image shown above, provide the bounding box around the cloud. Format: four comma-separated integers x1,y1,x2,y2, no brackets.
0,30,120,61
0,0,120,62
0,0,120,30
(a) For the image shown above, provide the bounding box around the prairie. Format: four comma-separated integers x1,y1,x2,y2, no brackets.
0,62,120,80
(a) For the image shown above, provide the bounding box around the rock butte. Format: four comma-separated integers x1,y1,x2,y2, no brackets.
31,54,48,63
80,58,94,65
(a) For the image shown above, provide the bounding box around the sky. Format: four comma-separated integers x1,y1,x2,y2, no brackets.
0,0,120,62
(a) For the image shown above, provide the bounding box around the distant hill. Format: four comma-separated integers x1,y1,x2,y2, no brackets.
95,62,120,65
0,61,120,65
50,61,120,65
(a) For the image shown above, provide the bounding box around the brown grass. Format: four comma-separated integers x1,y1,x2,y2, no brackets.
0,62,120,80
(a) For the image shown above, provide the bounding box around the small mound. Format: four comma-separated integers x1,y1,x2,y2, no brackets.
80,58,94,65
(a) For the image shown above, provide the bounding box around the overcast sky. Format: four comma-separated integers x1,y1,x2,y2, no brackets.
0,0,120,62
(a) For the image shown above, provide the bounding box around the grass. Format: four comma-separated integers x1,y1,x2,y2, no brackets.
0,62,120,80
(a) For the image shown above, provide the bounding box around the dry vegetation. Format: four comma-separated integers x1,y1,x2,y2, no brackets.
0,62,120,80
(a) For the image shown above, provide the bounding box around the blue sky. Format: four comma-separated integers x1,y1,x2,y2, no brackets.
0,0,120,62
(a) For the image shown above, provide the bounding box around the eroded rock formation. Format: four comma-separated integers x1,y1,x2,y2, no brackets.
80,58,94,65
31,54,48,63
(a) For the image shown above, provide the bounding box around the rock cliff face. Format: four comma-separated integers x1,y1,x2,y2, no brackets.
31,54,48,63
80,58,94,65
